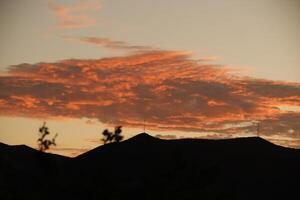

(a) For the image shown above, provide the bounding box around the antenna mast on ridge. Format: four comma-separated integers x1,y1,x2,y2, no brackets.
142,96,146,133
143,117,146,133
256,121,260,137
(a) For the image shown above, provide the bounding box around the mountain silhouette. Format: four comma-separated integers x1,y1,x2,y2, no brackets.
1,134,300,200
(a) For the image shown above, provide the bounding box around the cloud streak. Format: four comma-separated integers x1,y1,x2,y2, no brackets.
48,146,90,157
49,0,101,29
62,36,155,52
0,50,299,146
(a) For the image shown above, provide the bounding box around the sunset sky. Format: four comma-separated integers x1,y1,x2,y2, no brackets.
0,0,299,156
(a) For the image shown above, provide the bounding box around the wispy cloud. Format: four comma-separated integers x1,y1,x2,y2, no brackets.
0,50,299,146
155,134,178,140
50,146,90,157
49,0,101,29
62,35,156,52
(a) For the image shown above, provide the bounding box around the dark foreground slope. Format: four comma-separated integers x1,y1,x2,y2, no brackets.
0,142,70,200
1,134,300,200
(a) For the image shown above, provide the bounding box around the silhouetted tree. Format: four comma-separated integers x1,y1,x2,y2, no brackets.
102,129,113,144
37,122,58,152
102,126,123,144
114,126,123,142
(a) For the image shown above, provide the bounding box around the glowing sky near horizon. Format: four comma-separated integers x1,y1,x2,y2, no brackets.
0,0,299,156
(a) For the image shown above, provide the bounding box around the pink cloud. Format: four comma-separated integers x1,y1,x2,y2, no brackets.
49,1,101,29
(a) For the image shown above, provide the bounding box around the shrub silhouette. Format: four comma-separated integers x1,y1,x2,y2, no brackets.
102,126,123,144
37,122,58,152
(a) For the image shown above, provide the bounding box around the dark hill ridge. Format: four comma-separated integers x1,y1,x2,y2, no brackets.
1,134,300,200
0,142,69,161
129,132,161,141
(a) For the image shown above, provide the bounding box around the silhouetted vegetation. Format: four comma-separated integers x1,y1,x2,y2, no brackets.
37,122,58,152
102,126,123,144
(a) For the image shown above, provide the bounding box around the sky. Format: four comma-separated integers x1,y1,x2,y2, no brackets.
0,0,299,156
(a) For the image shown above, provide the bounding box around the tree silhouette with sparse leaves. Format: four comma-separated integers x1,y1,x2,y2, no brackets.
37,122,58,152
102,126,123,144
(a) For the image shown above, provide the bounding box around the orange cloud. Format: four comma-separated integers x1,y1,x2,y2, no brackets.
49,1,101,29
0,50,299,142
